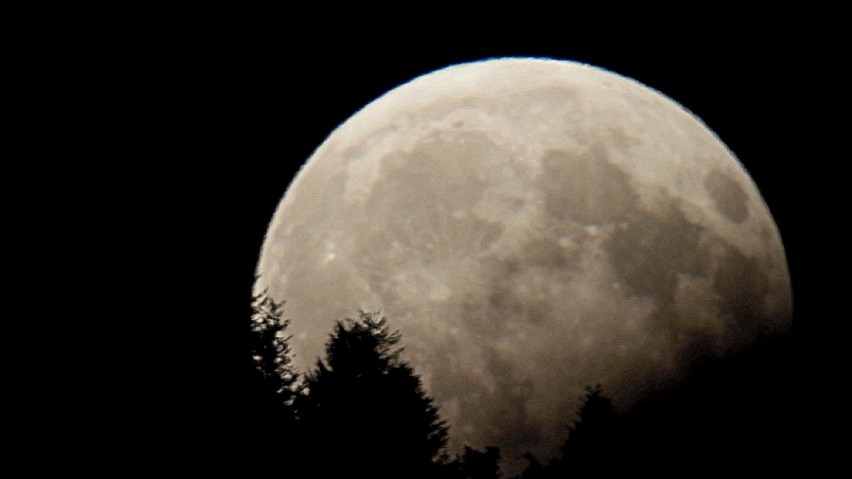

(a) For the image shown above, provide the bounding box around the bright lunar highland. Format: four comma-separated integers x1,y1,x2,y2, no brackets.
256,58,792,469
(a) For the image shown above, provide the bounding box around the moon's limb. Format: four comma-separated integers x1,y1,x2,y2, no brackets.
256,59,792,475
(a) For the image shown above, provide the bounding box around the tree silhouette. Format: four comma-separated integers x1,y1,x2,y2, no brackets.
449,445,502,479
548,384,617,477
295,312,448,478
250,290,299,409
514,452,546,479
247,290,303,471
516,385,617,478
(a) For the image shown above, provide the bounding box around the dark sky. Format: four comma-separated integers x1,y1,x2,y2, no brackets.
207,24,818,333
118,11,836,473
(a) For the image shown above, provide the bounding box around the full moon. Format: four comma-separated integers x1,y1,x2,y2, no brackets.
255,58,792,470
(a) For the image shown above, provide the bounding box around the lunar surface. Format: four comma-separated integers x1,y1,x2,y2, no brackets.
255,58,791,472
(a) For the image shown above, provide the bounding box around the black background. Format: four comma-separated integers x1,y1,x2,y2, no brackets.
52,11,836,474
211,38,821,467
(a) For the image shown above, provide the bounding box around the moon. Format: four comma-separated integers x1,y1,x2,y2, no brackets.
255,58,792,472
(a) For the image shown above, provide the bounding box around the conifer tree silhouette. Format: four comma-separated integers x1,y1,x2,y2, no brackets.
514,452,546,479
296,312,448,478
450,445,502,479
248,290,302,469
250,290,299,409
550,384,617,477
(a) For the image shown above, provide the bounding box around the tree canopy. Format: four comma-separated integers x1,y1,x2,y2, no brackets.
250,290,299,408
295,312,449,478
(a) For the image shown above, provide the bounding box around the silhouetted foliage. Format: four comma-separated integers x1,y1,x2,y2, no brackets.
561,384,616,476
247,290,303,470
515,452,546,479
245,297,804,478
250,290,299,409
449,445,502,479
245,280,805,478
519,385,618,478
560,384,616,466
295,312,449,478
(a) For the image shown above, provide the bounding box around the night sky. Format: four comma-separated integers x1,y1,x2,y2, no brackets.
117,11,835,475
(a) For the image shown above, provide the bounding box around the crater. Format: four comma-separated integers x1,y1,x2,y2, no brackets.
704,169,749,223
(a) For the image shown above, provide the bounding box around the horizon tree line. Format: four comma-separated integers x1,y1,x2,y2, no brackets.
250,290,620,479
